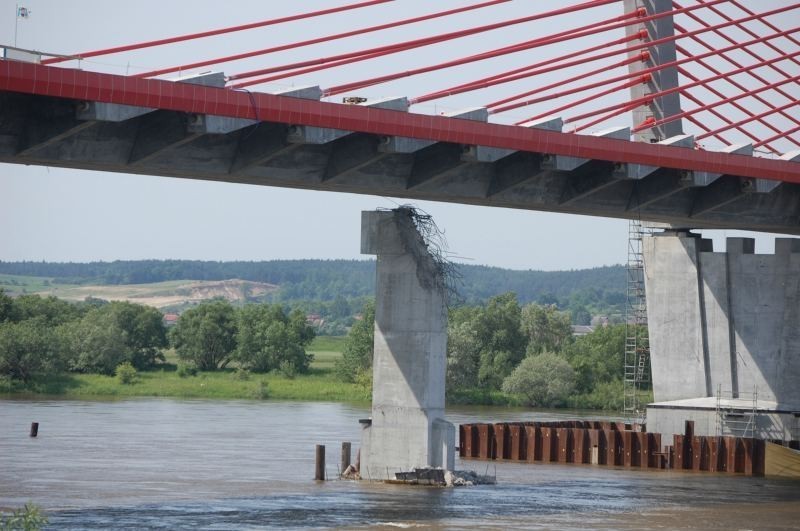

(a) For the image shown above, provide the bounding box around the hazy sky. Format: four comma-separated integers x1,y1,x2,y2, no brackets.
1,0,796,270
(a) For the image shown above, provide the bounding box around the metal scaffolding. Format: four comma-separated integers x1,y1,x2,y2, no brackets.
624,219,650,419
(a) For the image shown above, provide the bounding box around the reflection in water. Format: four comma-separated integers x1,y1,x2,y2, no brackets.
2,399,799,529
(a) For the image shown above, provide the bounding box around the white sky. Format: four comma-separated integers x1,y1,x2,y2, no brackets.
0,0,797,269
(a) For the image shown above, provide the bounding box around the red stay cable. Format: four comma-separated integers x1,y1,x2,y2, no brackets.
674,47,800,137
487,54,647,117
634,73,800,133
726,0,800,53
510,26,796,125
41,0,394,65
515,75,651,126
415,0,753,106
487,4,797,111
227,0,626,84
682,113,732,148
693,0,800,70
674,4,799,90
565,49,800,126
228,48,401,88
697,100,800,141
673,32,800,130
322,6,659,97
134,0,511,79
755,124,800,149
412,31,645,105
678,87,782,153
572,100,642,133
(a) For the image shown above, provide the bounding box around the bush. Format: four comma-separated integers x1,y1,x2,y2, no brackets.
0,319,64,382
0,503,48,531
176,363,198,378
278,360,297,379
334,300,374,382
252,380,270,400
353,367,372,391
501,352,576,407
115,362,137,385
570,379,623,410
232,368,250,381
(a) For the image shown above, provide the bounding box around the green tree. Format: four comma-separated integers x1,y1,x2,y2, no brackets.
335,300,374,382
0,318,64,382
0,288,12,323
469,293,526,390
170,300,237,371
501,352,576,407
235,304,314,374
446,319,482,391
106,301,167,369
563,324,626,394
9,294,82,325
520,303,573,355
62,309,132,375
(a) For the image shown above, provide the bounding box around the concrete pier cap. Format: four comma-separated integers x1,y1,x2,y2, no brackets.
358,208,455,479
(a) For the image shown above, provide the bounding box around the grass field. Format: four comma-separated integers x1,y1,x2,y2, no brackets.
0,273,58,295
2,335,360,402
308,336,346,371
7,369,370,403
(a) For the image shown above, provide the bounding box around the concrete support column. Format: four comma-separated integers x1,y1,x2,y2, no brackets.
359,209,455,478
643,230,712,401
777,239,800,405
624,0,684,143
647,233,800,405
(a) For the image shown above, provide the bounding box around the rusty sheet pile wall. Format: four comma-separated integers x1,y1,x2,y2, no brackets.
459,421,766,476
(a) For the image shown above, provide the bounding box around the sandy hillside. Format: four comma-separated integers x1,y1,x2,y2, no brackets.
36,279,278,309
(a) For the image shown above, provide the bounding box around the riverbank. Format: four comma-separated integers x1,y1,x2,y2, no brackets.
1,369,371,402
1,336,372,403
1,336,648,408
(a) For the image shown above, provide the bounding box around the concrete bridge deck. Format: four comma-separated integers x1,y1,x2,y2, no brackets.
1,60,799,234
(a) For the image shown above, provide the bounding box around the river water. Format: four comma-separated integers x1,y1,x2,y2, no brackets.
2,399,799,529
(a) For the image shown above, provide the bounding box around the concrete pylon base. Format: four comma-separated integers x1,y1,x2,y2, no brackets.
359,209,455,478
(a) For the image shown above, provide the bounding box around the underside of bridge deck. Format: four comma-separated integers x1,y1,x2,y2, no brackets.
1,91,798,234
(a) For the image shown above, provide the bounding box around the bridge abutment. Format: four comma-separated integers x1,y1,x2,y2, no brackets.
358,209,455,479
644,231,800,443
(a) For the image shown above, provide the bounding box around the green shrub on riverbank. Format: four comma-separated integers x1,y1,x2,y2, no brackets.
0,503,47,531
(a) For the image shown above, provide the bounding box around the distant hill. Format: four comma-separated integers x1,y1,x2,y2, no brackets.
0,275,278,313
0,260,626,323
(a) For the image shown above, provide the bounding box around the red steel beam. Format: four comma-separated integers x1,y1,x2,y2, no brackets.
1,61,797,182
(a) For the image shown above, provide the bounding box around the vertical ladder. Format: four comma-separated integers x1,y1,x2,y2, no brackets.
624,219,650,418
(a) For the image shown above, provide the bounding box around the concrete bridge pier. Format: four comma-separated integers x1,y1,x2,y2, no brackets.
359,209,455,479
643,230,800,444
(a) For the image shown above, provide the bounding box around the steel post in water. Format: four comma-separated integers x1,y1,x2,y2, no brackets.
30,422,38,437
341,442,351,471
315,444,325,481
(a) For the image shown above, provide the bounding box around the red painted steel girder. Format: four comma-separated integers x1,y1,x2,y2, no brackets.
1,60,798,183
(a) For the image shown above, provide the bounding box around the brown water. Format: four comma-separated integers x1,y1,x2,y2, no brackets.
2,398,799,529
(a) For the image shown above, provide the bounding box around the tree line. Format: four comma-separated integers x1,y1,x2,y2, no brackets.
0,289,315,383
1,288,638,410
335,293,640,409
0,260,625,321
